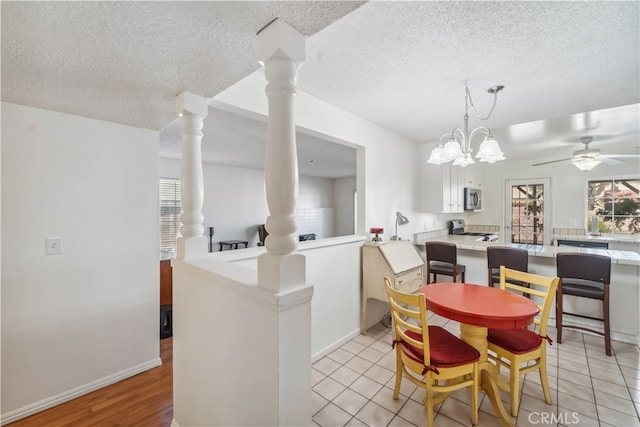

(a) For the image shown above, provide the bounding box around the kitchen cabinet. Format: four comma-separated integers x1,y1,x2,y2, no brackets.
462,164,482,190
361,240,424,333
442,164,464,213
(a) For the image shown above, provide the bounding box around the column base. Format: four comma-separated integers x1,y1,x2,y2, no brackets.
258,252,306,293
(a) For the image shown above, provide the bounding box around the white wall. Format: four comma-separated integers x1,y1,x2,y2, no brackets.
334,177,356,236
213,71,422,242
474,156,640,232
159,158,343,248
1,103,160,423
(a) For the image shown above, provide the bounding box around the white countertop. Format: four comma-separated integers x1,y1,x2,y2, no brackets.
553,233,640,245
414,234,640,266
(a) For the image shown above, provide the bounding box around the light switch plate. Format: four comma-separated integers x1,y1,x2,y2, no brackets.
46,237,63,255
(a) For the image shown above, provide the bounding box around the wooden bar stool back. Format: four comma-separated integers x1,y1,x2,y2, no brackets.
556,252,612,355
425,241,465,283
486,246,529,287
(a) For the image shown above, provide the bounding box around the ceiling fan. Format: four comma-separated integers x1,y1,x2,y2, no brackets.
532,136,640,171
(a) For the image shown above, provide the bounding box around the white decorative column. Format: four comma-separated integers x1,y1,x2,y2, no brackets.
257,20,306,293
256,19,313,427
175,92,208,260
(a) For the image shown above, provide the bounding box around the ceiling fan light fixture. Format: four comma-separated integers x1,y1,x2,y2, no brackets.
573,158,601,171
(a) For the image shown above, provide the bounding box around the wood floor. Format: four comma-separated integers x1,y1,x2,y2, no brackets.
7,338,173,427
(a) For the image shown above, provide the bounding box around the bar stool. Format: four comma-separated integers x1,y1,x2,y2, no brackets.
486,246,529,287
425,241,465,283
556,252,612,356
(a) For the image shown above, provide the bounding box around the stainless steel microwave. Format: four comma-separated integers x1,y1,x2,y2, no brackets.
464,188,481,211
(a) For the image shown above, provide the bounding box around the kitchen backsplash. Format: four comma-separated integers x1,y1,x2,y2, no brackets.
466,224,500,232
552,227,586,236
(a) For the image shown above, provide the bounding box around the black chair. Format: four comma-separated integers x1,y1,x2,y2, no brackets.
425,241,465,283
257,224,269,246
556,252,612,356
486,246,529,288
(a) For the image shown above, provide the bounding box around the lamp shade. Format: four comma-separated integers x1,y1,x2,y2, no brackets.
427,146,446,164
476,136,504,162
396,212,409,225
573,158,600,171
442,139,463,160
453,155,475,167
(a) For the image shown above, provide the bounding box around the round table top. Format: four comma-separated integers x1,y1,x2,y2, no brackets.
420,283,539,329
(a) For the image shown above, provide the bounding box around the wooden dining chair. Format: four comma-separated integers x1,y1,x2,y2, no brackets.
425,241,465,283
487,266,559,417
384,277,479,427
556,252,612,356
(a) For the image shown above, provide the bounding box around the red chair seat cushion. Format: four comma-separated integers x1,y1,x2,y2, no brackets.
400,326,480,368
487,328,542,354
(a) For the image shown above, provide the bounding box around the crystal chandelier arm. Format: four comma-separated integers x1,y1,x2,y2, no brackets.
468,126,490,143
451,128,466,143
438,132,453,145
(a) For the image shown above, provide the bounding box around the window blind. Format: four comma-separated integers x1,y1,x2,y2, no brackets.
160,178,181,258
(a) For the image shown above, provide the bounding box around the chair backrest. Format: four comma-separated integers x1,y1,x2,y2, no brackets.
258,224,269,245
556,252,611,284
384,277,430,366
499,266,559,335
487,246,528,286
426,241,457,264
487,246,528,271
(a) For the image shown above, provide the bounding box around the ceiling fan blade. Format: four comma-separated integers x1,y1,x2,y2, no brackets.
603,153,640,159
532,158,572,166
598,156,624,165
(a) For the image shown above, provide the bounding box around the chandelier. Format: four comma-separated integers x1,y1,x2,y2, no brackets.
427,82,506,167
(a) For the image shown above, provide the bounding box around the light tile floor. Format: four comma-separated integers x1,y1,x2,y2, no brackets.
312,314,640,426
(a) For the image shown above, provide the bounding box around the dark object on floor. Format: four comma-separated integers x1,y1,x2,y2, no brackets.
160,304,172,339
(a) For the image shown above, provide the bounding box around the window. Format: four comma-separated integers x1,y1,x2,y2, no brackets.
160,178,181,258
509,182,545,245
588,178,640,234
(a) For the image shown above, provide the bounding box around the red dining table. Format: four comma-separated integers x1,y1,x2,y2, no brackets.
420,283,539,427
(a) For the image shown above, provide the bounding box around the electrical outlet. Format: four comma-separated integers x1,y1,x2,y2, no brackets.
46,237,63,255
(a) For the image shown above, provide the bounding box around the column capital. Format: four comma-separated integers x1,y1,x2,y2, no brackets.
176,91,209,118
256,19,305,63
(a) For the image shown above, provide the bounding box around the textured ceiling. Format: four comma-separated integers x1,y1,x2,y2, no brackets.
2,1,639,175
298,1,640,149
1,1,365,130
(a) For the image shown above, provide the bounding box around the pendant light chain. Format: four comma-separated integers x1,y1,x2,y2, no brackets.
465,83,500,121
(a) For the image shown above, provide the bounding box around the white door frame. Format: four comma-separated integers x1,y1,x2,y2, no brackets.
504,178,552,245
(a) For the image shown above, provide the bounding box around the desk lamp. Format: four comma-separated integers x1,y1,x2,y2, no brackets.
391,212,409,240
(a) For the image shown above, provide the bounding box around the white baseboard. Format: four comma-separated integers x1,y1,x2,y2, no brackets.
0,357,162,426
312,328,362,363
